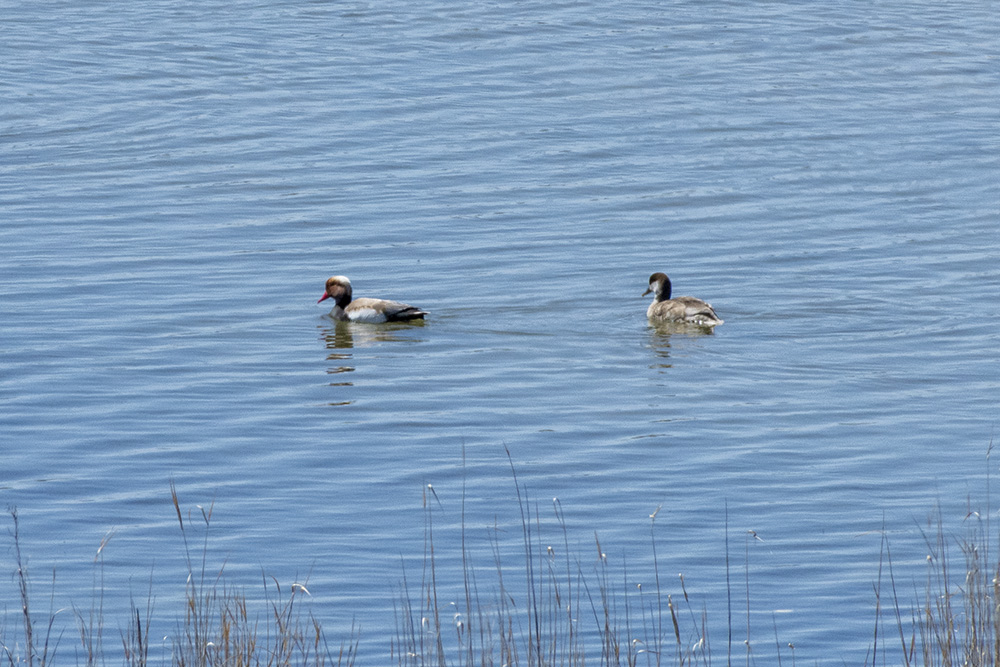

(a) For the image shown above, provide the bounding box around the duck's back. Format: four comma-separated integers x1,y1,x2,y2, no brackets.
345,297,427,322
647,296,723,326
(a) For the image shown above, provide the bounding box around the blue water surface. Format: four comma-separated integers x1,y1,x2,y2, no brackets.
2,0,998,663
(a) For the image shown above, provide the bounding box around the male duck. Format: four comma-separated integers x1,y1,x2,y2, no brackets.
643,272,723,327
318,276,427,322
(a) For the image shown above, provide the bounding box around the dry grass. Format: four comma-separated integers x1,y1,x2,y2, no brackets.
2,507,62,666
165,480,357,667
875,503,1000,667
872,445,1000,667
2,487,357,667
6,455,1000,666
391,449,716,667
394,451,1000,667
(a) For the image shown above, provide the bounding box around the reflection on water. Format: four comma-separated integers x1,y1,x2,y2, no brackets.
320,323,356,405
318,319,428,406
322,322,357,351
319,318,426,350
649,321,718,337
325,365,354,383
646,322,716,369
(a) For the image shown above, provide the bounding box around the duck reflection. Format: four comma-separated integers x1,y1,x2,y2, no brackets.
318,319,428,406
647,321,716,369
320,319,426,350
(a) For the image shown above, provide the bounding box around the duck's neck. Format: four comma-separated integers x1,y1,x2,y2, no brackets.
334,285,353,309
654,279,672,301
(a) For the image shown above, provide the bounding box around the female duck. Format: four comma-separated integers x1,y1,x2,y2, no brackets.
643,272,723,327
318,276,427,322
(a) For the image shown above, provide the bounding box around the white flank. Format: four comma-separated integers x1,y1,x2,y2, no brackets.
347,308,385,323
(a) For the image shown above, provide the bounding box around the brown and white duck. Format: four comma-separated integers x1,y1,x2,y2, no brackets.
318,275,427,323
643,272,723,327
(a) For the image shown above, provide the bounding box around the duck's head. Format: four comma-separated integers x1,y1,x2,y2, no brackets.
642,272,672,300
318,275,353,306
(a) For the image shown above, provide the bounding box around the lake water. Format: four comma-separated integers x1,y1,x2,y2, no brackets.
2,0,998,663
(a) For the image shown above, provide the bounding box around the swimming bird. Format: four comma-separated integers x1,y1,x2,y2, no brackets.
318,275,427,322
643,272,723,326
